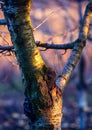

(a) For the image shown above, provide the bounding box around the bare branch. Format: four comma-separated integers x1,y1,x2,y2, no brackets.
33,9,58,31
0,29,91,53
0,40,75,53
56,2,92,91
36,41,75,50
0,45,14,52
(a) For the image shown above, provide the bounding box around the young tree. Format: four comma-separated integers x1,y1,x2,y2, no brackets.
77,55,88,130
0,0,92,129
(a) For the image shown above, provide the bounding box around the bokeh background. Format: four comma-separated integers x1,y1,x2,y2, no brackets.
0,0,92,129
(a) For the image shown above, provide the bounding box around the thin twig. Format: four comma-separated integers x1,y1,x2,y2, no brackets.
0,34,10,44
33,8,61,31
36,41,75,50
61,49,67,55
0,45,14,51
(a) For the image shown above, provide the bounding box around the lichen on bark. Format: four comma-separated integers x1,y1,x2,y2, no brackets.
2,0,62,129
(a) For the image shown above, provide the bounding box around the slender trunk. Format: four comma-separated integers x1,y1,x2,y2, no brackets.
2,0,62,129
77,55,87,130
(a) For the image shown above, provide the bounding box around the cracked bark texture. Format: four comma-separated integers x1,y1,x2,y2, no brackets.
2,0,62,129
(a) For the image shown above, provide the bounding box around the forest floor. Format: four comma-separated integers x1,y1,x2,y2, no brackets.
0,91,92,130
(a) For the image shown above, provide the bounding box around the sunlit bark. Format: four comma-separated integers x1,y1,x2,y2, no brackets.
2,0,62,129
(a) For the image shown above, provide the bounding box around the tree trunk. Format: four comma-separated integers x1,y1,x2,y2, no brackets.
2,0,62,129
76,55,88,130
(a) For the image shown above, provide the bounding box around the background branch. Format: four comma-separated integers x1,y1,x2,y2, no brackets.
0,41,75,53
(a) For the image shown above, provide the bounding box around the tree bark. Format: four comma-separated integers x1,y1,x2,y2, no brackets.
2,0,62,129
2,0,92,129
